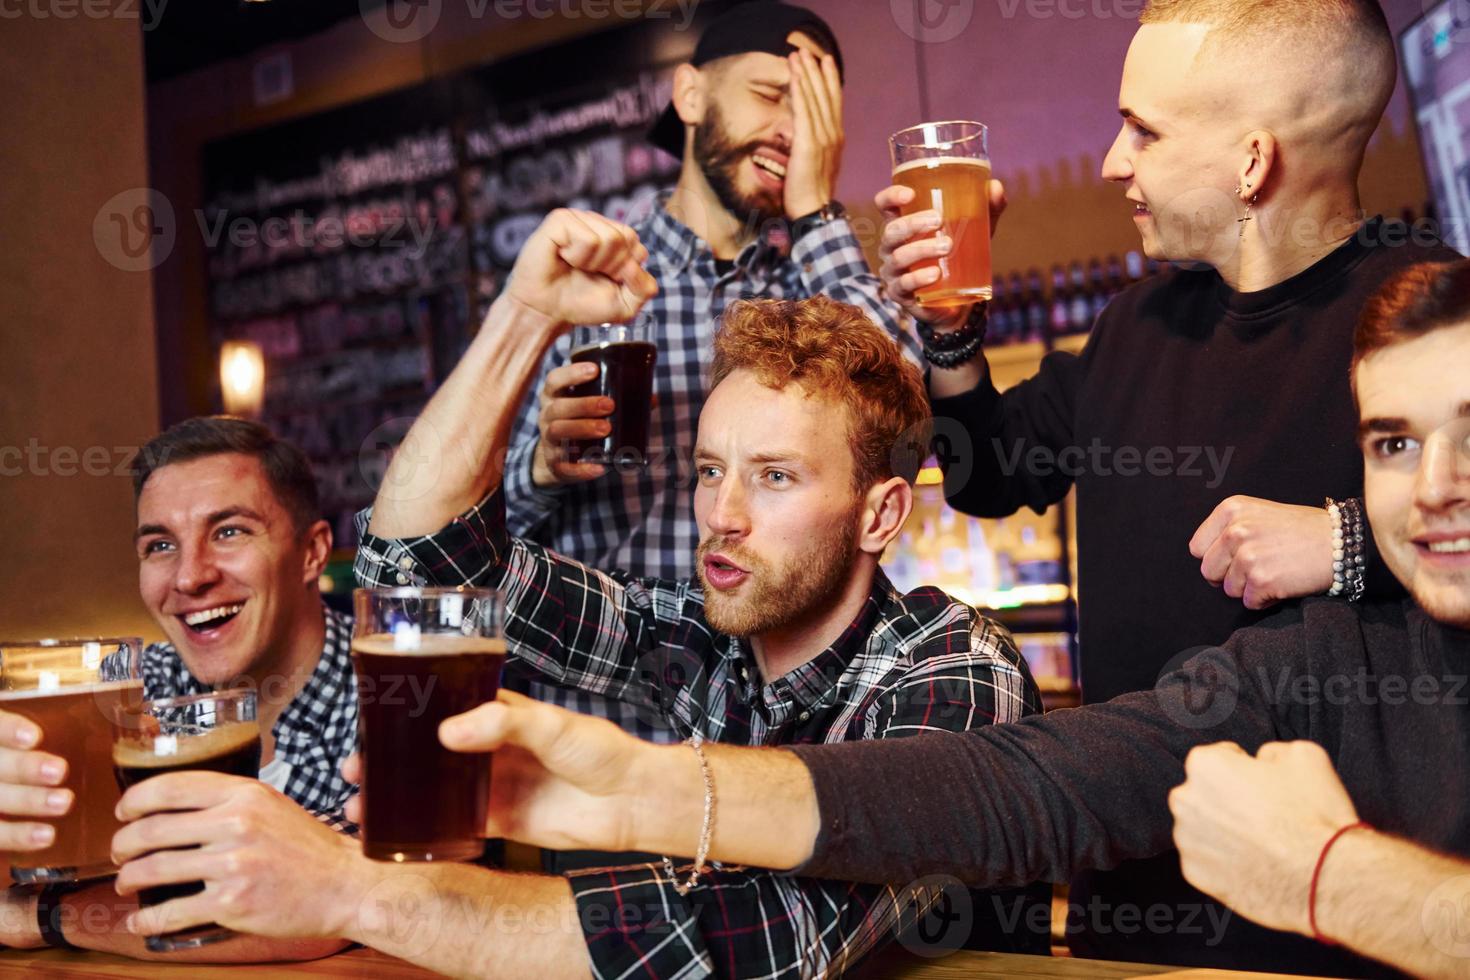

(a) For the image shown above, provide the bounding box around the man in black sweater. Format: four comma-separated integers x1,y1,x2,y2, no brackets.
875,0,1460,966
437,258,1470,979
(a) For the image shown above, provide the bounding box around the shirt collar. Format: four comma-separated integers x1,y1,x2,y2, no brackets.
722,570,896,714
272,603,356,744
645,190,787,277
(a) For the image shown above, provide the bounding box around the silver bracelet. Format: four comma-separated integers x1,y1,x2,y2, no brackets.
662,731,715,897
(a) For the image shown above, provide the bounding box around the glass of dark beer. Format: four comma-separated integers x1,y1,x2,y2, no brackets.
112,688,261,952
566,318,657,469
0,637,143,885
352,587,506,863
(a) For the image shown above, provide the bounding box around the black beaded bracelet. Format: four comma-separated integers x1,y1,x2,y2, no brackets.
920,304,988,367
1326,497,1368,602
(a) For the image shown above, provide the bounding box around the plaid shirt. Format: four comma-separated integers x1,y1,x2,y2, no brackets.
500,198,921,742
354,489,1039,979
130,604,359,828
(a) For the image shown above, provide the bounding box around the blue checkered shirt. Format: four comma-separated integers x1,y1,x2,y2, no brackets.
130,604,359,830
501,197,921,741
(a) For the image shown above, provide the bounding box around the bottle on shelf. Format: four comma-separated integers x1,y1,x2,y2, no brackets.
1124,250,1145,285
1088,257,1110,320
1025,268,1048,343
1067,261,1092,334
1048,264,1070,339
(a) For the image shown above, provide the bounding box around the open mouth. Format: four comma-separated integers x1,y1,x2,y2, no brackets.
1422,537,1470,555
179,603,244,633
703,554,751,590
752,152,787,187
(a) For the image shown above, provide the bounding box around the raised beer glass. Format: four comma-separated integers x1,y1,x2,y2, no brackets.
113,688,261,952
566,318,657,469
0,637,143,884
352,587,506,863
889,120,993,308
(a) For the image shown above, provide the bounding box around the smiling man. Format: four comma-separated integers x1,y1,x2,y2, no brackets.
500,1,919,766
101,207,1045,977
874,0,1460,965
0,417,356,959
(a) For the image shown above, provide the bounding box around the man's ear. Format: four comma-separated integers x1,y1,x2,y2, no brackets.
858,477,913,556
672,63,708,128
1237,130,1277,202
300,519,333,586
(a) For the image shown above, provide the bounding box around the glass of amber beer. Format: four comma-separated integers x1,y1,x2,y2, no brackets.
113,688,261,952
352,587,506,863
0,637,143,884
889,120,993,308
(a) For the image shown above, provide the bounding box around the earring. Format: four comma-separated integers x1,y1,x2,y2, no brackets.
1237,191,1258,238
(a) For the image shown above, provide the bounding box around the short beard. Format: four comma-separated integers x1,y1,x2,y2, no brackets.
692,102,784,229
697,510,860,638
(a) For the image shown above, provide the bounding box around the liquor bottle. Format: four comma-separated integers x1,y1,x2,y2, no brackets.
1067,261,1092,333
1088,257,1111,320
984,276,1011,344
1048,264,1069,339
1124,250,1145,285
1002,271,1027,342
1025,268,1048,343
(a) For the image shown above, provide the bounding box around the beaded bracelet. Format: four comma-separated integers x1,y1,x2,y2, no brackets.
1325,497,1367,602
920,304,988,368
663,731,715,896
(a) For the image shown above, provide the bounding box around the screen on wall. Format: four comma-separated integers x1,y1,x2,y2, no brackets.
1401,1,1470,254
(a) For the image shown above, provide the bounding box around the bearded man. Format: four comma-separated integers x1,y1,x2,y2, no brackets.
494,2,920,768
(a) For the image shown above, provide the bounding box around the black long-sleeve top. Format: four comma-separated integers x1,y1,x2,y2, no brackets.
934,218,1457,704
791,598,1470,978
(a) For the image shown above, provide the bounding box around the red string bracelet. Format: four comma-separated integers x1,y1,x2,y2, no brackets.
1309,820,1369,945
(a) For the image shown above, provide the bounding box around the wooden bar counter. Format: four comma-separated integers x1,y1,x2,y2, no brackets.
0,944,1345,979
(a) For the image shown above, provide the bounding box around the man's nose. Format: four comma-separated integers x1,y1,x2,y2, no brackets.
173,543,221,594
1101,126,1132,183
1415,429,1470,511
707,477,751,538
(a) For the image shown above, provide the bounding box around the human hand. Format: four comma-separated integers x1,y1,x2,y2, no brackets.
503,209,658,328
113,773,365,941
783,48,843,220
530,361,613,488
1170,740,1359,936
1190,496,1336,610
875,180,1008,328
437,690,651,853
0,708,71,853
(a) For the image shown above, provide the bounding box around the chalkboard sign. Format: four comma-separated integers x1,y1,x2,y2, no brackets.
202,4,736,549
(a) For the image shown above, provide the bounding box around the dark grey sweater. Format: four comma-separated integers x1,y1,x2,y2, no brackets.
790,598,1470,977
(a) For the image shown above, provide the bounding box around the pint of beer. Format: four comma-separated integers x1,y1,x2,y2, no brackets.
112,688,261,952
0,638,143,884
889,120,993,308
352,587,506,863
566,319,657,469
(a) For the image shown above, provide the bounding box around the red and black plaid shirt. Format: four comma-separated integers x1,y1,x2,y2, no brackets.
355,489,1040,978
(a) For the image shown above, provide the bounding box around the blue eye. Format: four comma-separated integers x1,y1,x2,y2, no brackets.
764,470,791,486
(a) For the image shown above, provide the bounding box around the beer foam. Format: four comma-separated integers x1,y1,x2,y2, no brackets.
0,678,141,701
893,155,991,175
351,633,507,657
112,720,259,769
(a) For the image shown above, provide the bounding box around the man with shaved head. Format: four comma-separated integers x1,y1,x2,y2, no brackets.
875,0,1460,970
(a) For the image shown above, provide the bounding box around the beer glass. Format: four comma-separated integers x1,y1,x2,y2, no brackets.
352,587,506,863
113,688,261,952
566,318,657,468
889,120,993,308
0,637,143,884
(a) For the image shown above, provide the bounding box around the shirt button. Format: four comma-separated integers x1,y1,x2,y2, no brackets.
798,710,811,722
398,556,414,570
395,573,409,585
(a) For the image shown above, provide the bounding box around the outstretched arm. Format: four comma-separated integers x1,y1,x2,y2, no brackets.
367,208,656,540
